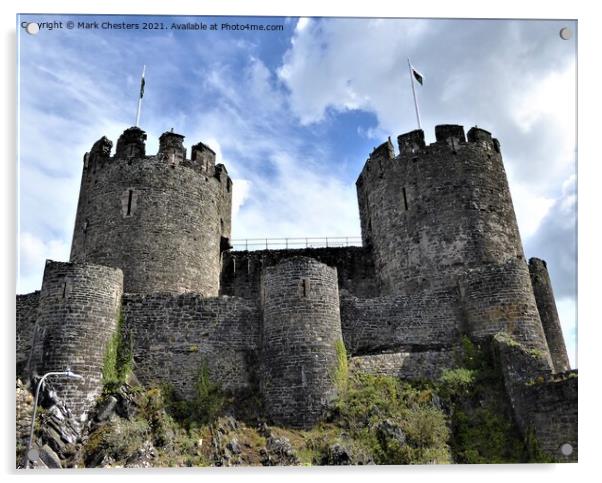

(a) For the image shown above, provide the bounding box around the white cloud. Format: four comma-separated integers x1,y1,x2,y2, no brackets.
295,17,310,33
507,174,555,240
18,232,70,293
231,178,251,219
278,18,429,128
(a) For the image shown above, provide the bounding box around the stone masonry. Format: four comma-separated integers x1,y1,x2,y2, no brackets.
70,128,232,296
261,257,344,428
28,261,123,419
16,124,576,459
529,257,571,372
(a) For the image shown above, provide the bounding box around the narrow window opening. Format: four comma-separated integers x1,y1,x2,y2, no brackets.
301,278,310,297
62,282,67,299
402,187,409,211
220,218,224,233
126,189,134,216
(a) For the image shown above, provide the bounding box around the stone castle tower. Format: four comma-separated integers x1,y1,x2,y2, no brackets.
70,127,232,295
356,125,552,357
16,124,577,461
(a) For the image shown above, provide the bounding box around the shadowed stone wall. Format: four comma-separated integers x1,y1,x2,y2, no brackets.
460,258,552,366
16,291,40,379
493,333,577,462
221,246,377,299
261,257,343,428
340,289,461,355
122,293,260,399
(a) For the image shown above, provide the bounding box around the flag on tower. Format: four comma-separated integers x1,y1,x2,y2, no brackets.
407,58,423,130
135,65,146,127
411,66,423,86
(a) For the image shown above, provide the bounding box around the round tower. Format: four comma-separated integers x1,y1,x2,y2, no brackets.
356,125,525,295
529,257,571,372
29,260,123,419
261,257,343,428
70,127,232,295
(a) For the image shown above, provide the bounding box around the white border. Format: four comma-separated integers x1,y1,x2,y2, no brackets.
2,1,599,482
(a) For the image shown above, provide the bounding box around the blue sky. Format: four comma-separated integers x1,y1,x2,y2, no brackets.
17,15,577,365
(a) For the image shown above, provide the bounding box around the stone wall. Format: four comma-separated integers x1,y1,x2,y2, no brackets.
529,257,571,372
221,246,377,300
340,289,461,356
349,350,456,381
70,127,231,296
16,291,40,378
29,261,123,419
122,293,260,399
356,125,524,296
493,333,577,462
261,257,343,428
460,259,552,365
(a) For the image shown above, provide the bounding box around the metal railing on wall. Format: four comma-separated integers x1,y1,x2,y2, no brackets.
230,236,362,251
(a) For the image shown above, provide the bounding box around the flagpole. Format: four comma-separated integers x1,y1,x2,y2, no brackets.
407,58,422,130
135,65,146,127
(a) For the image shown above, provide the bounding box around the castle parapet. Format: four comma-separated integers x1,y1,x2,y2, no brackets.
397,129,425,154
191,141,216,174
435,124,466,147
158,130,186,165
369,137,395,161
115,126,147,159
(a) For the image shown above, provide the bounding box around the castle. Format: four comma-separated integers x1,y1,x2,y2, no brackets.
16,123,577,461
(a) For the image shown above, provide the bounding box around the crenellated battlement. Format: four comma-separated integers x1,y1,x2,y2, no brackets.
82,127,231,189
358,124,502,188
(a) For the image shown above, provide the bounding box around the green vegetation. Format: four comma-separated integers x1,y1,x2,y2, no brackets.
102,310,133,391
438,336,545,463
332,339,349,394
333,372,451,464
160,360,227,428
89,335,551,466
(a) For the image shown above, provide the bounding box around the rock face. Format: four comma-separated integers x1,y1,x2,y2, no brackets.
17,380,82,469
260,436,300,466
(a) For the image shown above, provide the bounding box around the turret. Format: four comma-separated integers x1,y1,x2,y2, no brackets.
357,124,524,295
356,123,551,361
261,257,344,428
70,127,232,295
529,257,571,372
